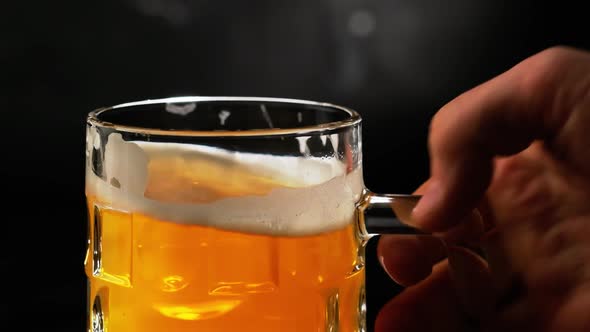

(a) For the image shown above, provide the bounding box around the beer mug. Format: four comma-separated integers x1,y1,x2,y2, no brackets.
84,97,422,332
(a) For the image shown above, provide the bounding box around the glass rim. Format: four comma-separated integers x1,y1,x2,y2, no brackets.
87,96,362,137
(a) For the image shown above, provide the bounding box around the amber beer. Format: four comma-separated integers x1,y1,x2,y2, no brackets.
85,134,365,332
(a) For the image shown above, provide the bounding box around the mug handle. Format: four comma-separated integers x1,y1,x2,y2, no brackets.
357,191,424,239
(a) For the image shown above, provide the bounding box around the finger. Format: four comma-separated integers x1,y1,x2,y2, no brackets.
379,181,444,286
447,245,494,321
375,261,471,332
378,234,446,286
480,229,516,300
475,193,497,231
391,178,430,225
391,182,485,243
379,181,441,287
411,46,590,232
436,209,484,245
378,209,484,287
380,181,484,286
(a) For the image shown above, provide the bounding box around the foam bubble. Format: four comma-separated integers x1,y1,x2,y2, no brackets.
86,132,364,236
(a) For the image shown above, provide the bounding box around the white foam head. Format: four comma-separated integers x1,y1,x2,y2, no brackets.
86,131,364,236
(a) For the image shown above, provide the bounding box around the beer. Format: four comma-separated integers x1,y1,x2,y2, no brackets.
85,133,366,332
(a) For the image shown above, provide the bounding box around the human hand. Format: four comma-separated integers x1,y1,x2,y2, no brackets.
377,46,590,331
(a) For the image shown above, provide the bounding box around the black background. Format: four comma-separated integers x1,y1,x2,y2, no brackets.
4,0,588,330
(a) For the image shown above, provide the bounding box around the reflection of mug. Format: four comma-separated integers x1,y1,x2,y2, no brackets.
84,97,421,332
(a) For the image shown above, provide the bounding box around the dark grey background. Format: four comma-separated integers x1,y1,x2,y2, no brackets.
4,0,588,330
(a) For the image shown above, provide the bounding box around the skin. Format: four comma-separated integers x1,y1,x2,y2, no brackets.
377,46,590,331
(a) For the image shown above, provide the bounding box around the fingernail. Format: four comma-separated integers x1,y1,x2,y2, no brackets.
412,180,442,227
447,246,479,316
378,255,399,284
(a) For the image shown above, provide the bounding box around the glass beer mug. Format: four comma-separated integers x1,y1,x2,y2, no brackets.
84,97,422,332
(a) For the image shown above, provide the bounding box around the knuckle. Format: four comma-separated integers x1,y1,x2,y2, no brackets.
491,156,555,222
427,105,456,153
517,46,584,97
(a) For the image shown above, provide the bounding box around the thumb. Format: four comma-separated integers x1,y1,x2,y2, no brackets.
412,46,590,232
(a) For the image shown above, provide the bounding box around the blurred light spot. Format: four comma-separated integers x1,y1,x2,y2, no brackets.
166,102,196,116
154,300,241,320
260,104,274,128
161,275,188,292
348,10,376,37
130,0,192,26
218,110,231,125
